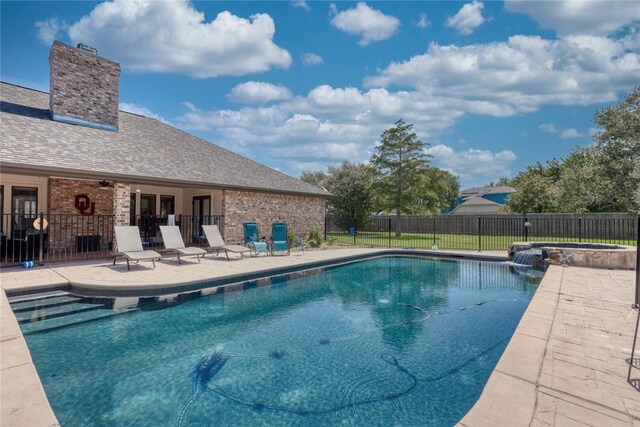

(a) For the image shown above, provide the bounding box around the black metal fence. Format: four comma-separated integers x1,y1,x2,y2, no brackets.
325,213,639,251
0,213,223,267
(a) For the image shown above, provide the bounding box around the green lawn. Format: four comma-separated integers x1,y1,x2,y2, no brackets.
327,231,635,251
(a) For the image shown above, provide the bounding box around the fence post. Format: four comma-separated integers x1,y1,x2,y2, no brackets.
523,213,529,242
388,218,392,248
38,212,44,265
353,223,356,246
478,216,482,252
324,216,327,241
578,216,583,242
635,214,639,308
432,216,437,248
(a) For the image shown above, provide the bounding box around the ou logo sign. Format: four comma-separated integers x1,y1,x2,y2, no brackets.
74,194,95,215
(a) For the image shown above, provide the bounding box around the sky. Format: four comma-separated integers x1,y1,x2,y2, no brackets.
1,0,639,189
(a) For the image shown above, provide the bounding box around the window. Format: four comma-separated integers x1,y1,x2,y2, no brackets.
12,187,37,232
140,194,156,217
160,195,175,216
130,193,137,226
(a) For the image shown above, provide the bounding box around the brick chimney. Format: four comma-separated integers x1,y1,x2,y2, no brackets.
49,41,121,131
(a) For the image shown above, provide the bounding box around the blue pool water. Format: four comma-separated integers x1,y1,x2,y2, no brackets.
21,256,540,426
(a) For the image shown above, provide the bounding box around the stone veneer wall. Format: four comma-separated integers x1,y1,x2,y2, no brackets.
47,178,119,252
223,190,326,244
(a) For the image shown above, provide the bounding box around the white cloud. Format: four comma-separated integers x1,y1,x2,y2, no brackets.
417,13,431,29
539,123,558,133
35,17,67,45
425,144,516,181
446,1,485,35
559,128,585,139
365,35,640,115
65,0,291,78
540,123,589,139
227,81,293,104
119,102,169,124
301,52,324,66
330,2,400,46
504,0,640,36
291,0,310,12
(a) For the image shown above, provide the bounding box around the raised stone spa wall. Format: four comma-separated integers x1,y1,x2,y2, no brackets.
510,241,637,270
222,190,326,244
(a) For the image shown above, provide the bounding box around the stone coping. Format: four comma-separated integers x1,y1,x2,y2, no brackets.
1,248,507,296
458,265,640,426
0,290,60,427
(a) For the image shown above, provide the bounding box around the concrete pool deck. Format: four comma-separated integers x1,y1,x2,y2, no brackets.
1,247,638,426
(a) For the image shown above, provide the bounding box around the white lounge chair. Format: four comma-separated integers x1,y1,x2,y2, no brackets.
113,226,162,270
202,225,250,260
159,226,206,264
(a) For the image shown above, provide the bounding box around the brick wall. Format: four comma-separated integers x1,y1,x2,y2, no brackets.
49,41,121,128
113,183,130,226
47,178,117,252
223,190,326,243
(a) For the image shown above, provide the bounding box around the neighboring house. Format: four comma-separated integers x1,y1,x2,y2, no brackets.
0,41,329,252
446,186,516,214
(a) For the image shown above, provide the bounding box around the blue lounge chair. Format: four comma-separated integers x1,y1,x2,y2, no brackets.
271,222,290,255
242,222,269,256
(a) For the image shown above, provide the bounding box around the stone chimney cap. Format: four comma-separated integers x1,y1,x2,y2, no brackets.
76,43,98,55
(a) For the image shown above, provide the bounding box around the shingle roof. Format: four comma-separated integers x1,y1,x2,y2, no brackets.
457,196,501,206
460,185,516,197
0,82,329,198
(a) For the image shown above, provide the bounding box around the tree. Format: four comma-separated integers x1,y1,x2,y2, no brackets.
417,168,460,214
553,148,610,212
300,170,328,189
325,161,377,231
506,160,561,213
500,87,640,213
591,86,640,212
371,119,431,236
486,176,513,187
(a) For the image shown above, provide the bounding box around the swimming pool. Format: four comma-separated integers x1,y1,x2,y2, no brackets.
18,256,540,426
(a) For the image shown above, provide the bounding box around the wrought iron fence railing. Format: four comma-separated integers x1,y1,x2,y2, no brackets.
0,213,223,267
325,213,639,251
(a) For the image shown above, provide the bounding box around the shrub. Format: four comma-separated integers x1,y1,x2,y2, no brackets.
287,229,296,249
307,224,324,248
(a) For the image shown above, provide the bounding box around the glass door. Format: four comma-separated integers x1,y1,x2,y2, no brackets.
12,187,37,236
192,196,211,241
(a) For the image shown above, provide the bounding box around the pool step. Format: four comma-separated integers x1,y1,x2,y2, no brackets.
7,289,70,304
10,295,84,312
20,306,139,335
14,301,108,324
8,289,140,335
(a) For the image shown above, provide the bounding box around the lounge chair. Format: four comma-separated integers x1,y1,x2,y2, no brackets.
242,222,269,256
271,222,290,255
159,226,206,264
201,225,250,260
113,226,162,270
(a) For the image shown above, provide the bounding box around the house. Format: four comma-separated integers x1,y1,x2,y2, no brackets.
446,186,516,214
0,41,329,261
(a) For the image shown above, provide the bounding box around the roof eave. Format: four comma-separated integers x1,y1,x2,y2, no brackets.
0,162,332,198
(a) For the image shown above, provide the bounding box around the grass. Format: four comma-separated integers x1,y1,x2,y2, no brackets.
327,231,635,251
